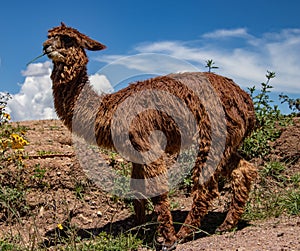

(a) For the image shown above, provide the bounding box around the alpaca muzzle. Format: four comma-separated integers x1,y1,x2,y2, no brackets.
43,44,65,61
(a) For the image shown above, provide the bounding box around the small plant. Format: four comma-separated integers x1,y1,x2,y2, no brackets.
244,158,300,221
0,93,30,224
0,186,28,221
74,181,86,200
205,59,219,73
0,93,12,125
279,94,300,114
260,161,286,182
182,175,193,191
290,173,300,188
0,93,29,159
37,150,57,156
32,164,47,179
279,190,300,215
83,232,143,251
0,238,23,251
244,187,300,220
50,231,144,251
241,71,292,159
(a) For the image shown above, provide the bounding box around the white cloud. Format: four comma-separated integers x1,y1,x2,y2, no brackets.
21,61,52,76
7,62,56,121
202,28,250,39
97,28,300,94
90,73,114,94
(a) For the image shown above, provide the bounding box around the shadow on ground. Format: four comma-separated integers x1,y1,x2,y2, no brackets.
43,210,250,248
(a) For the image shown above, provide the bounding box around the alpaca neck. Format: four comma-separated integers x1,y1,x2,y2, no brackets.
52,63,89,131
52,62,110,146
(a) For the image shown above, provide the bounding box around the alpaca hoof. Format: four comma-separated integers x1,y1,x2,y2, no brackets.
156,241,177,251
176,227,193,243
155,237,177,251
215,223,235,233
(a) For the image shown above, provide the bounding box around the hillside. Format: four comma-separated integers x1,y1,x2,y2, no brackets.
0,118,299,250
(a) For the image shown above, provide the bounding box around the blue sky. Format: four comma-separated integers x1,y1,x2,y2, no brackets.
1,0,300,120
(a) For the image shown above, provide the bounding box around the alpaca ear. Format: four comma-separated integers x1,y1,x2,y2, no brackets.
57,22,106,51
81,37,106,51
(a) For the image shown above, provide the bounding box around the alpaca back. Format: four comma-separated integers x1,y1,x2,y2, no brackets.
92,72,255,165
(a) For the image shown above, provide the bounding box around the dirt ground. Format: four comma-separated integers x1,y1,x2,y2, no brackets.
0,118,299,250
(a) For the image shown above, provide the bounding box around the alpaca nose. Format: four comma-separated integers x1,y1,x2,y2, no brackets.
43,44,52,54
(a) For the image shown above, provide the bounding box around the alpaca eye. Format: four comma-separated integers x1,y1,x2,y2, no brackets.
61,35,74,45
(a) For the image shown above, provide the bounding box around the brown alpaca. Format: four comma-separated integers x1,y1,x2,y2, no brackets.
43,23,257,249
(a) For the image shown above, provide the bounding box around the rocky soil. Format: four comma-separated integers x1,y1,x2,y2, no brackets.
0,118,299,250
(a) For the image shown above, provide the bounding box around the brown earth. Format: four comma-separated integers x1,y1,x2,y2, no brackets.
0,118,299,250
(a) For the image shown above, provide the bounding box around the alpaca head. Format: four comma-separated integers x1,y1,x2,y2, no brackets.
43,22,106,83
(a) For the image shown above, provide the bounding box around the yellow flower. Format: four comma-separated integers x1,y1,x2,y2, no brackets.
3,113,11,121
57,224,63,230
0,139,9,149
10,133,29,149
11,133,19,140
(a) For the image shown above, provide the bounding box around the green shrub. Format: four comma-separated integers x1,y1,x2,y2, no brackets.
240,71,292,159
0,93,12,125
260,161,286,183
58,232,144,251
279,94,300,114
0,186,28,220
0,93,29,158
0,93,30,222
244,160,300,220
0,238,23,251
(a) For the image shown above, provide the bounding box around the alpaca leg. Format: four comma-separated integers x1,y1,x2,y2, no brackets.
131,163,146,225
132,159,177,247
152,193,177,247
133,199,146,225
177,176,219,241
217,155,257,232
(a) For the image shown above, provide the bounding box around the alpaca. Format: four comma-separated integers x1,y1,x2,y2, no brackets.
43,23,257,249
